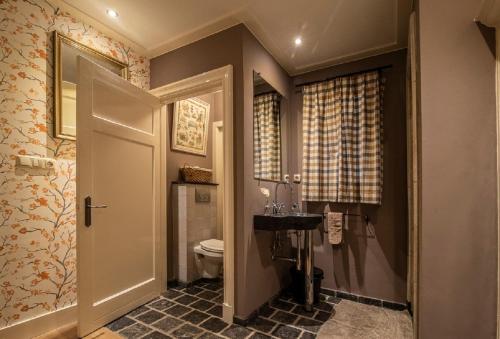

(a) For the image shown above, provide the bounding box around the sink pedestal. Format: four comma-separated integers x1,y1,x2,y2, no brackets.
253,213,323,312
304,230,314,312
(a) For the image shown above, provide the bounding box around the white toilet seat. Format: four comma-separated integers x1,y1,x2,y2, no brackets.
194,245,223,258
194,239,224,279
200,239,224,254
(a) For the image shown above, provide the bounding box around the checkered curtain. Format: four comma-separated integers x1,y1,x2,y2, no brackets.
302,71,384,204
254,92,281,181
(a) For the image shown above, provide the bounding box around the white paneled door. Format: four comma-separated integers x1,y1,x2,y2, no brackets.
76,57,162,337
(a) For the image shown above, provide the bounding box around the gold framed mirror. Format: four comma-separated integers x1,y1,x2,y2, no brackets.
53,31,128,140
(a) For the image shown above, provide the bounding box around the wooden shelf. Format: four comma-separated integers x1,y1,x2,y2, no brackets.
172,181,219,186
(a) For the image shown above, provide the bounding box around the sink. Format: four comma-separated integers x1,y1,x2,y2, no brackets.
254,213,323,231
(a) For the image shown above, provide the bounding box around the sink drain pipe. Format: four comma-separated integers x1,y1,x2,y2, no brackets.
271,230,314,311
270,231,303,271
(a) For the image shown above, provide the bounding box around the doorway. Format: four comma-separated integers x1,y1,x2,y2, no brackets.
150,65,235,324
68,61,233,337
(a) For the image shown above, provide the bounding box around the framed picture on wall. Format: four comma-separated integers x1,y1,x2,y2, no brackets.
172,97,210,156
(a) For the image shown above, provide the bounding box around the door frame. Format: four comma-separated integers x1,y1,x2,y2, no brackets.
476,1,500,336
406,11,420,339
150,65,235,323
213,120,224,240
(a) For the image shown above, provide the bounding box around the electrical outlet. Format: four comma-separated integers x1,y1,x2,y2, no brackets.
293,174,301,184
283,174,290,183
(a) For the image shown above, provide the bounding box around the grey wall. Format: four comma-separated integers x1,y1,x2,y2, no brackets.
166,92,223,280
290,50,408,304
417,0,497,338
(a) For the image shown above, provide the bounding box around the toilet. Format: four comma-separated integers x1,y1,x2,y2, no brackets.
194,239,224,279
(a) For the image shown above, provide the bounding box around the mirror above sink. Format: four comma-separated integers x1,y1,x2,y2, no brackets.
253,71,286,182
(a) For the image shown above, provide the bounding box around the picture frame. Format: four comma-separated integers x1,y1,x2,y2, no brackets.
171,98,210,156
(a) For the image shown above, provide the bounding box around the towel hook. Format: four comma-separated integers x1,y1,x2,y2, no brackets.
323,211,370,233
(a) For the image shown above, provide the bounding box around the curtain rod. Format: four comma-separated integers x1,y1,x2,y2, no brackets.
294,65,393,89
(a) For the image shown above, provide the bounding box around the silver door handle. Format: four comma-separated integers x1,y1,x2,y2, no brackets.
84,196,108,227
88,204,108,208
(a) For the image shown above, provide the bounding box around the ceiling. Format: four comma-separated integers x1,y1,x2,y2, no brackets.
61,0,412,75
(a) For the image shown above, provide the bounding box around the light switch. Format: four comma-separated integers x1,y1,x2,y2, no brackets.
16,155,55,170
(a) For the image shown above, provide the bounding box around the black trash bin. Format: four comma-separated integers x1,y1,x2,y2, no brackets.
290,266,324,304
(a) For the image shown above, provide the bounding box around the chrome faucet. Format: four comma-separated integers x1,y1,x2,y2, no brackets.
272,201,285,214
273,181,290,214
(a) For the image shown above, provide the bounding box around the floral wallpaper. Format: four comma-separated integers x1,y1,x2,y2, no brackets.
0,0,149,327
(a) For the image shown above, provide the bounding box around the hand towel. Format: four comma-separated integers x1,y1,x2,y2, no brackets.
328,212,343,245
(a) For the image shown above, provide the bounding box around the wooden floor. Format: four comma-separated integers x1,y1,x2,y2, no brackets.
34,323,122,339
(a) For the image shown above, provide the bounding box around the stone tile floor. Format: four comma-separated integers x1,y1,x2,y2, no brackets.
106,279,412,339
317,299,413,339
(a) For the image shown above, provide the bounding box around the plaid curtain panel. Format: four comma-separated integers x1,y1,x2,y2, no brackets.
302,71,384,204
254,92,281,181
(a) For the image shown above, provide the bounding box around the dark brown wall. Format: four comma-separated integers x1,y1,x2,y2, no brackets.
165,92,223,279
418,0,497,337
151,22,413,319
150,24,243,89
151,25,245,313
240,28,293,318
290,50,408,304
151,24,292,318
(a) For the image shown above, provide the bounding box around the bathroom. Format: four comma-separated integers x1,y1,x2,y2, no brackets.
1,1,499,339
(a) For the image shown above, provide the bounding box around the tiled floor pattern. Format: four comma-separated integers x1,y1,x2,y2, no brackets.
106,279,333,339
106,280,412,339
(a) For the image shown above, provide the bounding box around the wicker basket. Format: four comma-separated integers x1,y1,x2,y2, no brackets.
180,165,212,184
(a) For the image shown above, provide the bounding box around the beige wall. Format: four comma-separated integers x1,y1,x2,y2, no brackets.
290,50,408,304
418,0,497,337
0,0,148,328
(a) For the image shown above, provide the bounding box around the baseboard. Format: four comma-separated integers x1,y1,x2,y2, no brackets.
0,304,77,339
168,278,221,289
406,301,413,316
321,287,407,311
222,303,234,324
233,308,259,326
233,290,283,326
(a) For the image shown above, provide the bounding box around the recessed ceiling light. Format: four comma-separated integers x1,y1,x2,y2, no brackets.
294,37,302,46
106,9,119,18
